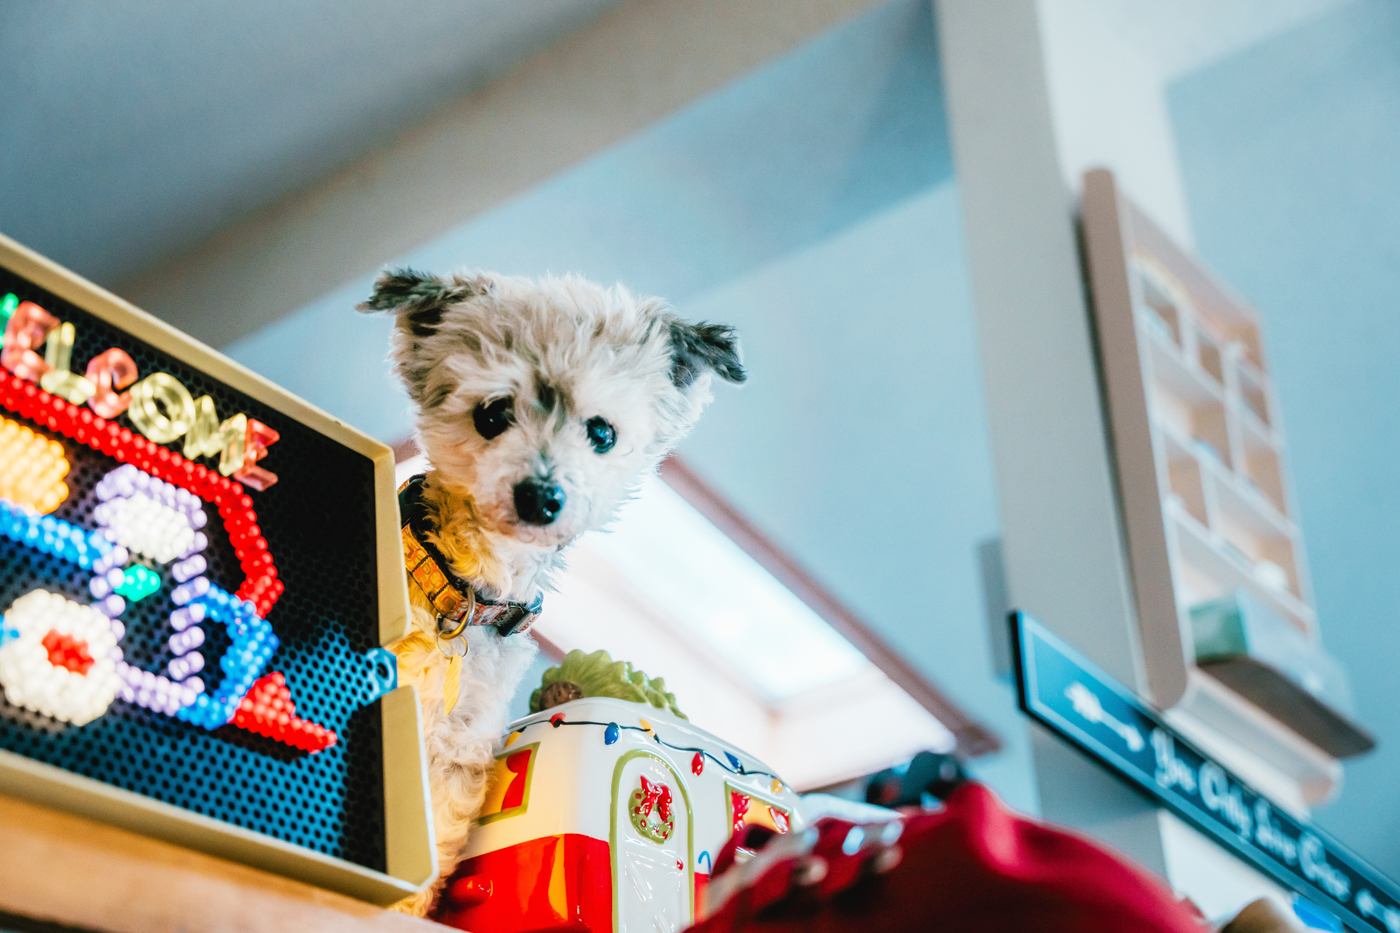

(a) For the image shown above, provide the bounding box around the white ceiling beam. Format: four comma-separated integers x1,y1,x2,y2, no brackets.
118,0,883,348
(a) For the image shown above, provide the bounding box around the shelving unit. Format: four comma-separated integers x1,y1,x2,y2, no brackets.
1133,263,1309,618
1081,169,1356,802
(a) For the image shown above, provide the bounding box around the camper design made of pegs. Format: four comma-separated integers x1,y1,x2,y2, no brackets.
434,651,805,933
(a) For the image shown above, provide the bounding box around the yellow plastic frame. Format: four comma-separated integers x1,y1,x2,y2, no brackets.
0,231,434,905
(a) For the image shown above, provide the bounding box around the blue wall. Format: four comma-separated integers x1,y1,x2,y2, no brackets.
1170,0,1400,879
227,0,953,442
228,0,1035,809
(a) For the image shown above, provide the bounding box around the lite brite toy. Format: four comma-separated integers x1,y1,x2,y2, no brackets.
0,414,69,512
0,589,121,725
0,232,430,905
0,454,290,731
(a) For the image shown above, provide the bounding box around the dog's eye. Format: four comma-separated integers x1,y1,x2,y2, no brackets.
473,397,514,440
585,416,616,454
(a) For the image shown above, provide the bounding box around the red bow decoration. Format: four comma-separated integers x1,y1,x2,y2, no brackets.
637,775,674,823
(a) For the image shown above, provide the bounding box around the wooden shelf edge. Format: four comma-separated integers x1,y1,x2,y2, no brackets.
1168,669,1342,809
0,793,438,933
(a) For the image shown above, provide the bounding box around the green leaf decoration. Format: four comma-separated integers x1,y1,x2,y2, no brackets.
530,649,686,719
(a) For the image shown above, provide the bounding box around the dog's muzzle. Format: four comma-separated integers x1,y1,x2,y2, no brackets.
513,478,566,526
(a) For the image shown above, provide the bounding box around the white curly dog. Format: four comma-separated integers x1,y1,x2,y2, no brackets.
359,268,744,914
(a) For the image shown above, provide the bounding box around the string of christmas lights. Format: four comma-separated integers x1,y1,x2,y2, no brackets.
506,713,783,787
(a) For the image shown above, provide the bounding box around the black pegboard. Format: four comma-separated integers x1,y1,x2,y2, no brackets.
0,266,389,871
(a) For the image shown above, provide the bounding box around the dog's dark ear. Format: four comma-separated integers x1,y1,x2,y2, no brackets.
356,267,481,337
667,320,746,388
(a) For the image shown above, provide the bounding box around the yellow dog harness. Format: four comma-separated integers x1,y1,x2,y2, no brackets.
395,474,542,713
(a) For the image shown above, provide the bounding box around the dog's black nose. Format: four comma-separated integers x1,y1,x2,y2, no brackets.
513,479,566,526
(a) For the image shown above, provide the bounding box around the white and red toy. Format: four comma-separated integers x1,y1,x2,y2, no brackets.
433,695,805,933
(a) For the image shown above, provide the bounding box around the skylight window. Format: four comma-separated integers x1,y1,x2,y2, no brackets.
397,453,971,789
582,474,869,703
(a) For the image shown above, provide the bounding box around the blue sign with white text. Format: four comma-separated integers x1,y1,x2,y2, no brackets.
1013,612,1400,933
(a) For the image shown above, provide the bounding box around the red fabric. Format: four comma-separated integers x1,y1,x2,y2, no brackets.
692,782,1207,933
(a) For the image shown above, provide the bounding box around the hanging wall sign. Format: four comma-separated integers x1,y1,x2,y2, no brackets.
1014,612,1400,933
0,233,431,905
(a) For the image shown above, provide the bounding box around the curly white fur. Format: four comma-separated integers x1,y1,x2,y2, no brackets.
398,621,538,916
359,268,743,915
